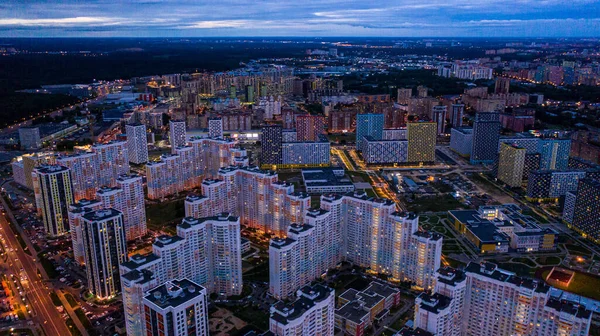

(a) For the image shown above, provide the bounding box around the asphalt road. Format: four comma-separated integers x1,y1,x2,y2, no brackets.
0,212,71,335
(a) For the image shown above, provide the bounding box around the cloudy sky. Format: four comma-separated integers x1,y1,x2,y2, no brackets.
1,0,599,37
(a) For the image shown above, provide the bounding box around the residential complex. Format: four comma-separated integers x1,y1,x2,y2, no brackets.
169,119,187,152
269,284,335,336
269,192,442,299
120,213,242,336
497,142,527,187
409,263,592,336
471,112,501,164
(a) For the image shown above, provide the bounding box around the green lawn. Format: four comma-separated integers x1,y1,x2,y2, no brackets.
536,256,562,265
542,269,600,301
74,308,92,329
146,198,185,230
511,257,537,268
38,253,58,278
227,304,270,331
50,292,62,306
498,262,534,277
406,194,463,213
564,244,593,256
65,293,79,308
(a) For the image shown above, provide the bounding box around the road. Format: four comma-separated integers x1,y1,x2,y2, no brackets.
0,208,71,335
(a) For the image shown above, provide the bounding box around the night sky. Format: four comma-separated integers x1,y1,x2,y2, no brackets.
1,0,599,37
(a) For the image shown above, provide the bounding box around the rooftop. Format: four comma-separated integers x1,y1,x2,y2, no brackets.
82,208,122,221
271,284,333,325
144,279,206,310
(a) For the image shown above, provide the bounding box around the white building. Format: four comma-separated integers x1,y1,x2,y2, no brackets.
143,279,209,336
362,138,408,164
126,123,149,164
57,152,99,201
91,141,129,187
67,199,103,265
184,194,209,218
169,120,187,153
81,208,127,299
270,284,335,336
412,263,593,336
120,214,243,336
32,165,75,236
116,174,147,240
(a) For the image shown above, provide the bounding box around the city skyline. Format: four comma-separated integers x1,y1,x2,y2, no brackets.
1,0,599,37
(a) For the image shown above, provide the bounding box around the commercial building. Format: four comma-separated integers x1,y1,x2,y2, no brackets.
169,120,187,153
449,204,558,253
410,262,592,336
81,209,127,299
269,284,335,336
32,165,75,236
336,281,401,336
497,142,526,187
449,127,473,157
18,126,42,150
407,122,437,163
126,123,148,164
471,112,501,164
143,279,209,336
301,168,354,194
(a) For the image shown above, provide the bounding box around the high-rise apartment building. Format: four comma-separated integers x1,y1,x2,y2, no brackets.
494,77,511,94
571,178,600,243
471,112,501,164
270,192,442,299
261,125,283,168
81,208,127,299
397,88,412,104
146,154,183,199
120,214,243,336
169,120,187,153
143,279,209,336
411,262,592,336
296,115,326,141
126,123,149,164
450,103,465,127
67,199,103,264
32,165,75,236
356,113,384,150
18,126,42,150
91,141,129,187
538,138,571,170
497,142,527,187
208,117,224,138
57,152,99,201
216,166,310,236
269,284,335,336
116,174,147,240
407,122,437,163
527,170,587,200
184,194,209,218
432,106,447,135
